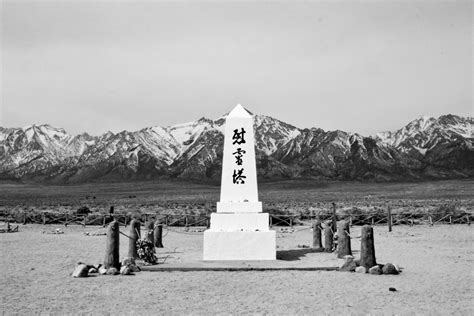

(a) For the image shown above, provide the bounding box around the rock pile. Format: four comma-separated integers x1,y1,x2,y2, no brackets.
338,256,402,275
72,258,141,278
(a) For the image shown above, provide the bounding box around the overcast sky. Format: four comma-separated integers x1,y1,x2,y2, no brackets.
1,0,472,136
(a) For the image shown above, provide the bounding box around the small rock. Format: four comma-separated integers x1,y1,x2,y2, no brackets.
355,266,367,273
72,264,88,278
98,267,107,275
369,265,383,275
88,267,98,274
339,255,357,272
394,264,402,273
120,266,132,275
121,257,135,267
129,264,141,272
382,263,399,275
389,287,397,292
106,267,119,275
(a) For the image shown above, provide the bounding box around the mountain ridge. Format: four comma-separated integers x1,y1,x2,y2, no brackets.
0,113,472,183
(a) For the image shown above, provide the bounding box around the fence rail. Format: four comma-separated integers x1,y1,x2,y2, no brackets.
1,207,472,230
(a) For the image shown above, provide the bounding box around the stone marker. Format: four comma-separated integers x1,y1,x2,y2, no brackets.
72,263,89,278
153,221,164,248
336,220,352,258
127,219,140,259
312,220,323,250
203,105,276,260
323,221,333,252
355,266,367,273
104,221,120,270
360,225,376,269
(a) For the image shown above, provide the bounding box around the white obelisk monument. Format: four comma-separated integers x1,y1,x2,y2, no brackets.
203,104,276,260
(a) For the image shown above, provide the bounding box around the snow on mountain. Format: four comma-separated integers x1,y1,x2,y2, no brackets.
376,115,473,154
253,115,301,155
0,112,472,182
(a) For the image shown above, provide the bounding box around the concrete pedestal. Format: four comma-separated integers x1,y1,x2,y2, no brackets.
209,212,269,231
203,212,275,260
203,230,276,261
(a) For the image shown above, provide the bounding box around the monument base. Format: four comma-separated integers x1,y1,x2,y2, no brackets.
203,230,276,261
209,212,269,231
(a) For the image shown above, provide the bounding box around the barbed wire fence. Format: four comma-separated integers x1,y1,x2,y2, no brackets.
1,202,472,231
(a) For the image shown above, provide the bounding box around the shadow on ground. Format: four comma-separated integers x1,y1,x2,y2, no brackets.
277,248,360,261
276,248,324,261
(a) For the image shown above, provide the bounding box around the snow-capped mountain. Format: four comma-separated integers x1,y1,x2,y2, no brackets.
376,115,473,155
0,113,472,183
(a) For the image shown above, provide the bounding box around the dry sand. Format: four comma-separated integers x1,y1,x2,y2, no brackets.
1,223,473,314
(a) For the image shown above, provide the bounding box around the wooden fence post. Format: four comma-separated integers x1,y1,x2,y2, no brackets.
331,202,337,232
104,221,120,269
467,215,471,226
360,225,376,269
290,216,293,228
429,216,433,226
387,204,392,232
127,219,140,259
336,220,352,258
154,221,164,248
323,221,333,253
43,212,46,225
312,220,323,250
23,212,27,225
185,215,189,227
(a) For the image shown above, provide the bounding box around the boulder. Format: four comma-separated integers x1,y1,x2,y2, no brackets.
369,265,383,275
120,266,132,275
129,264,141,272
121,257,140,273
382,263,399,275
394,264,402,273
355,266,367,273
339,255,357,272
106,267,119,275
98,267,107,275
121,258,135,267
72,264,89,278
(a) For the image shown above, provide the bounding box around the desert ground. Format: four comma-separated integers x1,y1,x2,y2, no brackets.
0,222,472,314
1,179,473,314
1,179,473,218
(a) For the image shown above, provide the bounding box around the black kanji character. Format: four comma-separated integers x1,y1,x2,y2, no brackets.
232,128,246,145
232,168,246,184
232,148,246,165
